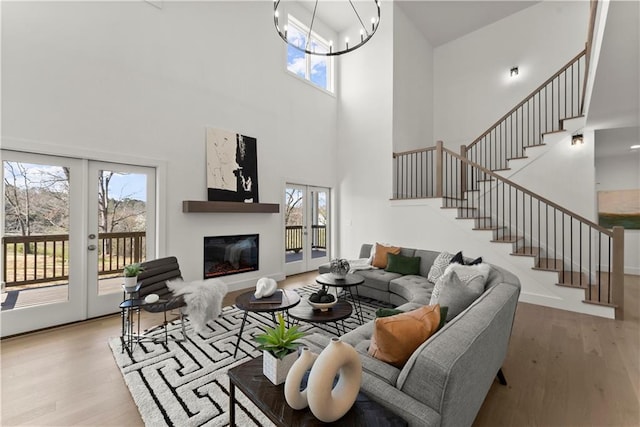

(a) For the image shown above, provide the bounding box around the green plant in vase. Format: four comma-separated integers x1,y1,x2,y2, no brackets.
123,263,144,292
255,313,306,385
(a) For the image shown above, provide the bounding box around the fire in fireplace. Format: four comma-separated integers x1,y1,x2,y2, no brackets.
204,234,259,278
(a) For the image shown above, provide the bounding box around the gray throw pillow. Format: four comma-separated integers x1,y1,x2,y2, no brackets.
429,270,483,321
427,251,454,283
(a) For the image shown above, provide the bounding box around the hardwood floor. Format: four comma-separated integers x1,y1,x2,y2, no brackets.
1,272,638,426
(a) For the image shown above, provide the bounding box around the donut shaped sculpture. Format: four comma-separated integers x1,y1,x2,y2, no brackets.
254,277,277,299
284,347,317,410
306,337,362,422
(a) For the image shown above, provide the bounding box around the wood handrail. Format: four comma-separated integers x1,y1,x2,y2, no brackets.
467,49,586,149
441,146,613,236
392,146,437,158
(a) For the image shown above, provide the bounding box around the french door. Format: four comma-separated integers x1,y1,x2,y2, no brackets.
284,184,330,275
1,151,155,336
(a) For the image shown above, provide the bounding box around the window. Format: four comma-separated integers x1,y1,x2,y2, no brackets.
286,16,334,93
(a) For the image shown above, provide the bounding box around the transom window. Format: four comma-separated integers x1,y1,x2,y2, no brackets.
286,15,334,93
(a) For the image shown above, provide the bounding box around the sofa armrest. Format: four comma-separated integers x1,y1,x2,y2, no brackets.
360,372,441,427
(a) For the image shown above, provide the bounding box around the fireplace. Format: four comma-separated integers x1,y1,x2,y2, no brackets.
204,234,259,278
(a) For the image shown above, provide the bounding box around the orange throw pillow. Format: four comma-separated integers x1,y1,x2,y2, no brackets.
368,305,441,368
372,243,401,269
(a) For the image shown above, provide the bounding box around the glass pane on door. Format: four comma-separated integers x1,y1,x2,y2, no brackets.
2,161,70,310
310,189,327,259
285,186,304,264
95,170,148,295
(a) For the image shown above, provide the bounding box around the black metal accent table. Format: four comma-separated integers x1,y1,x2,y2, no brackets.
233,289,301,358
315,273,365,324
288,299,353,336
227,356,407,427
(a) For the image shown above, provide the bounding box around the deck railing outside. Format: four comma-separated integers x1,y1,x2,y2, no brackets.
285,225,326,253
2,231,146,287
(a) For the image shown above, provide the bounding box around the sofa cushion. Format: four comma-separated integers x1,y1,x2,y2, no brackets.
414,249,440,277
389,275,433,304
427,251,455,283
357,269,402,292
429,270,483,321
368,305,441,368
385,253,421,275
444,262,491,291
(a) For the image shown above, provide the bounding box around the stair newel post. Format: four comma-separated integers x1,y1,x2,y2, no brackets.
611,226,625,320
460,145,467,195
435,140,443,198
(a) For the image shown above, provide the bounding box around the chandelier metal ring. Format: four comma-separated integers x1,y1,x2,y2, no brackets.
274,0,381,56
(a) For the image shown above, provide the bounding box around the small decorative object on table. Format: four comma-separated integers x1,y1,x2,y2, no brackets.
308,288,337,311
329,258,350,280
123,263,144,292
254,277,278,299
254,313,306,385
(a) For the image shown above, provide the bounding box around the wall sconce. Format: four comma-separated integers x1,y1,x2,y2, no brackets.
510,67,519,77
571,134,584,145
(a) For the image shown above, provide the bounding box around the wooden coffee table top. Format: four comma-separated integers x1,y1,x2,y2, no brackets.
235,289,300,313
227,356,407,427
288,300,352,324
316,273,364,288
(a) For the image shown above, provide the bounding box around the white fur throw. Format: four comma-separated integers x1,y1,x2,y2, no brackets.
167,279,228,334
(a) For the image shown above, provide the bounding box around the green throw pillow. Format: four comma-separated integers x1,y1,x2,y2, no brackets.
437,306,448,331
385,253,421,275
375,308,405,318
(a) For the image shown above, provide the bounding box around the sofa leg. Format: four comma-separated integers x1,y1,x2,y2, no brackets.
496,368,507,386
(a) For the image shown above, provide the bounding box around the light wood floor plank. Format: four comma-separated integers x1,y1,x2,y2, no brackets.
1,272,638,426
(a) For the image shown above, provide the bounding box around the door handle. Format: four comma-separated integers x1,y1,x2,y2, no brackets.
87,244,97,251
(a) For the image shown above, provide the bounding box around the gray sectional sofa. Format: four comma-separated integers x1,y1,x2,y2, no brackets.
306,243,521,427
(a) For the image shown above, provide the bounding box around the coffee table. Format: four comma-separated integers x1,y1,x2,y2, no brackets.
288,299,353,336
233,289,301,358
315,273,365,324
227,356,407,427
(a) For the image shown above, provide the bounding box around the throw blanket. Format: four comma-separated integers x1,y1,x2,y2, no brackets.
167,279,228,334
348,258,375,274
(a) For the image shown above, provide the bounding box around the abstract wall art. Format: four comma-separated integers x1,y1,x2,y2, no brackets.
597,189,640,229
206,127,259,203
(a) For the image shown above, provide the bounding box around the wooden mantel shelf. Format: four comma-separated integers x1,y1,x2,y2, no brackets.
182,200,280,213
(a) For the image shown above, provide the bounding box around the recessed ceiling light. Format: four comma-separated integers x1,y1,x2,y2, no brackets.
631,145,640,149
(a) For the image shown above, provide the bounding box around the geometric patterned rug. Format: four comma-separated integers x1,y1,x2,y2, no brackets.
108,284,391,426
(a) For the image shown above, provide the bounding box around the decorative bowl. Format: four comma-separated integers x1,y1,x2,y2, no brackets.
308,298,337,312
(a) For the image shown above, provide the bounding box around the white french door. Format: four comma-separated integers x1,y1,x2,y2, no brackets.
284,184,330,275
1,150,156,336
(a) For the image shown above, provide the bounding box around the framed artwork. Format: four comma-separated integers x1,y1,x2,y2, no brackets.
206,127,259,203
597,189,640,229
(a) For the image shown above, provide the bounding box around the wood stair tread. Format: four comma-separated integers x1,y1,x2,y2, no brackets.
507,156,528,161
557,271,589,287
511,247,540,257
535,258,564,271
472,226,505,231
492,167,511,172
491,235,523,243
525,143,546,148
542,129,565,136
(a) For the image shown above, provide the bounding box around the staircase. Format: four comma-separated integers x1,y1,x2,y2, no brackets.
391,42,625,319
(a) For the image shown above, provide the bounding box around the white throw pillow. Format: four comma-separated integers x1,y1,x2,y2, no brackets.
427,251,454,283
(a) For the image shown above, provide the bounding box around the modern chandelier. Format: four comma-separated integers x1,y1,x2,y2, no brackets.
274,0,381,56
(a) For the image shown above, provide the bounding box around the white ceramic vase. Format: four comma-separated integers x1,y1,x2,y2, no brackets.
263,350,298,385
306,337,362,422
284,347,318,410
123,276,138,292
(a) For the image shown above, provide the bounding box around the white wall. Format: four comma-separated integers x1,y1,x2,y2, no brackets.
392,4,434,153
1,1,338,289
595,127,640,274
434,1,590,149
336,1,395,258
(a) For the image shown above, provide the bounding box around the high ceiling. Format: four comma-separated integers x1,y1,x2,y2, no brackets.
396,0,539,47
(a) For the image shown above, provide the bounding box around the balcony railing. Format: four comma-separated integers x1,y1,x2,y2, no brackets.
2,231,146,287
285,225,326,252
